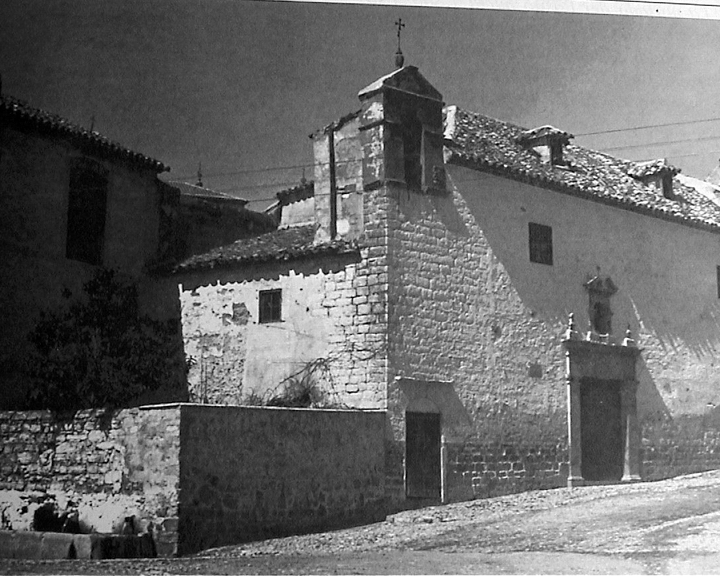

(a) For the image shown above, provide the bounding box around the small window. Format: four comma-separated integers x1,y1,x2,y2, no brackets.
66,158,108,265
259,289,282,323
529,222,553,266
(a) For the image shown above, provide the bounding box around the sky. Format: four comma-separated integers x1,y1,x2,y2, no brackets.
2,0,720,209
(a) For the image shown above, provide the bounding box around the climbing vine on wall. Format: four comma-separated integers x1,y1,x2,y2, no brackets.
24,268,182,411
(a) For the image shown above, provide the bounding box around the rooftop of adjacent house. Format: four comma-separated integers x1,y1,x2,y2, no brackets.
0,94,167,173
275,180,314,205
166,180,249,205
444,105,720,232
171,224,358,274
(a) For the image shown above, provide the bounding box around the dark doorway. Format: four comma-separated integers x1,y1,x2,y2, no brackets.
405,411,441,499
580,378,624,481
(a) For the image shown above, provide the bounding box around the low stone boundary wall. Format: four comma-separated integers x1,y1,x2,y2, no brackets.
177,404,387,555
0,404,387,556
0,407,181,555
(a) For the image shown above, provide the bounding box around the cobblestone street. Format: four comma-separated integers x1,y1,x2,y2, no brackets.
5,470,720,574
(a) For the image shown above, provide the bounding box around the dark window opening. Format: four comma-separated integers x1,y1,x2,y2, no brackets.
661,174,674,199
66,159,108,265
403,115,423,190
259,289,282,323
529,222,553,265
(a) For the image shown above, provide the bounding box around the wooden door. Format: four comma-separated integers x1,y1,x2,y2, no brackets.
405,411,441,499
580,379,623,481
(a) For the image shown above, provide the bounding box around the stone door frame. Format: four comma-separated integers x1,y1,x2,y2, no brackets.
562,338,642,487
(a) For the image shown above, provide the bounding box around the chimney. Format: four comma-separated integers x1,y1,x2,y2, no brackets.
310,111,364,243
516,125,573,166
627,159,679,199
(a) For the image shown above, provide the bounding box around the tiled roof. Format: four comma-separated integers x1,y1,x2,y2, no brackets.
172,224,359,273
1,95,167,173
516,125,573,145
444,106,720,232
276,181,314,205
167,180,248,204
627,159,680,179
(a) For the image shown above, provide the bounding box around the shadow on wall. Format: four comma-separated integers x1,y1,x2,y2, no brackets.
395,379,473,439
641,403,720,480
451,169,720,397
391,185,470,237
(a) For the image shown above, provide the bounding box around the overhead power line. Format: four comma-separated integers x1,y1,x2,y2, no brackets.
170,162,314,182
599,133,720,152
576,116,720,137
168,116,720,184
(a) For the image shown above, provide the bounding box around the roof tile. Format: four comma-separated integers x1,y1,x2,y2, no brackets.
445,106,720,231
1,95,167,173
172,224,359,273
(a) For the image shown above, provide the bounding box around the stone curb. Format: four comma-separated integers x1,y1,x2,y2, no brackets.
0,530,156,559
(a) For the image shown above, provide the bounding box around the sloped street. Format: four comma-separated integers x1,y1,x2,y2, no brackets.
4,470,720,575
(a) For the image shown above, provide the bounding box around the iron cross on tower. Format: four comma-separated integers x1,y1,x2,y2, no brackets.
395,18,405,68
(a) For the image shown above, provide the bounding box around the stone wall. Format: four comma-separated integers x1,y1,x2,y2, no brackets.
178,247,388,410
0,407,181,555
379,160,720,502
445,442,568,501
641,412,720,481
380,177,568,504
0,404,387,557
176,404,386,555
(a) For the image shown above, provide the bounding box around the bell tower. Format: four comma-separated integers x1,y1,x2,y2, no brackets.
357,66,446,195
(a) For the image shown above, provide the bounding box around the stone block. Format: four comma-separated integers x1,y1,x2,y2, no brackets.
13,532,42,560
40,532,76,559
0,531,19,558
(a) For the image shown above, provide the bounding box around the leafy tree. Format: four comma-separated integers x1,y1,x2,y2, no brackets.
25,268,182,411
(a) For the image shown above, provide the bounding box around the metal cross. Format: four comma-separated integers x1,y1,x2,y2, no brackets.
395,18,405,52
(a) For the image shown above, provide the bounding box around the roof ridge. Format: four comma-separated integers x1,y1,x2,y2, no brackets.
1,94,167,172
444,104,720,232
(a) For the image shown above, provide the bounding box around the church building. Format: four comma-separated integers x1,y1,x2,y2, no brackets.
174,63,720,506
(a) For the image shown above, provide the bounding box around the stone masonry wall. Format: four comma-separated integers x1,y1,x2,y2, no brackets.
176,404,386,555
179,248,387,409
0,407,181,556
446,442,568,501
1,404,388,557
383,178,568,505
178,113,391,411
641,411,720,481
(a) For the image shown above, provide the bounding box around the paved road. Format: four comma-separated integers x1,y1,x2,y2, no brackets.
4,470,720,574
